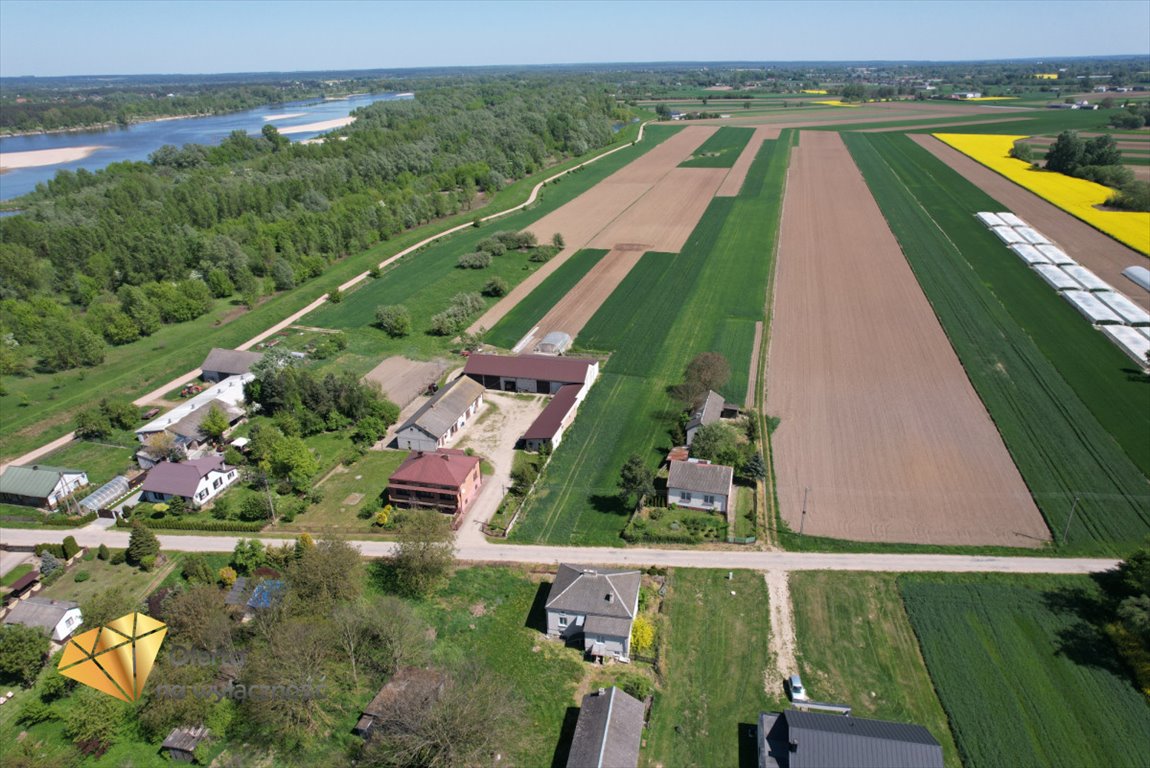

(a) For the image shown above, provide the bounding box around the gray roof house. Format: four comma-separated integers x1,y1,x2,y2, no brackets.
758,710,944,768
667,459,735,514
3,597,83,642
353,667,448,738
567,686,645,768
0,465,89,510
685,389,726,445
200,347,263,382
546,564,641,662
395,376,485,453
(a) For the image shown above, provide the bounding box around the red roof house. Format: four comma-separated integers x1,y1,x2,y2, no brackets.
386,449,482,519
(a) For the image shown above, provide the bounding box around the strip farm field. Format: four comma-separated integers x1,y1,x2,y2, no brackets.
766,131,1049,547
511,136,791,546
678,126,755,167
845,132,1150,553
900,575,1150,768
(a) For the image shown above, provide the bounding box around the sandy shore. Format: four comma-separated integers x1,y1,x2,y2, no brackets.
263,112,307,122
0,145,108,171
278,116,355,135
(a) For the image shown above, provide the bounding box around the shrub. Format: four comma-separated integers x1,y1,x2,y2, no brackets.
224,447,245,466
139,555,157,572
476,237,507,256
631,615,656,655
73,571,90,583
482,277,509,297
374,304,412,337
211,496,234,520
62,536,80,560
39,551,62,577
615,672,654,701
110,549,126,565
457,251,493,269
181,553,214,585
97,543,110,561
218,566,237,587
17,699,57,726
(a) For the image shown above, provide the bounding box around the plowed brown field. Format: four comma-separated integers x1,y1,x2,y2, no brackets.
766,131,1050,547
716,126,778,196
912,134,1150,310
587,167,727,252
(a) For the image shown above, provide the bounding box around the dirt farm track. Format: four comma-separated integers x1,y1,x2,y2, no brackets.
766,131,1051,547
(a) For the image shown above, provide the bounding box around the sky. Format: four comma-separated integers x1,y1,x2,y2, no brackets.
1,0,1148,77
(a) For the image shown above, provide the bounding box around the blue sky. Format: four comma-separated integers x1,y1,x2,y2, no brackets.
2,0,1148,77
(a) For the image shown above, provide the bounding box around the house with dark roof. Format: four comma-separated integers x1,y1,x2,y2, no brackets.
136,374,251,456
395,376,485,452
386,449,482,518
140,456,238,508
462,353,598,394
3,597,82,642
685,390,727,446
567,686,645,768
545,564,641,662
201,347,262,383
666,459,734,513
757,710,944,768
353,667,448,738
161,725,211,762
0,465,88,510
523,384,582,452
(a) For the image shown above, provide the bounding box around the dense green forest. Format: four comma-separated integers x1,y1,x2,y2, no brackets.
0,77,632,375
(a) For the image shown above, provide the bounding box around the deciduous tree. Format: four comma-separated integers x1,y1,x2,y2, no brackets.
0,624,49,685
388,510,456,598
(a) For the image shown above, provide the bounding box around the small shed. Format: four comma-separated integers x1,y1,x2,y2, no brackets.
535,331,572,356
354,667,448,738
200,347,262,383
162,725,211,762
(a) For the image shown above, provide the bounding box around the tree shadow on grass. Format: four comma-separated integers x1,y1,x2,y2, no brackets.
1041,582,1129,678
550,706,581,768
589,493,630,517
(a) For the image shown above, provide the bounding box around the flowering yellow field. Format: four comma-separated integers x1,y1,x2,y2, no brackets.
965,96,1017,102
812,100,860,108
801,89,828,94
935,133,1150,255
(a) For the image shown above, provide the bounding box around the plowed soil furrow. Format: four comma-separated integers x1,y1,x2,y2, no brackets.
766,131,1049,547
911,134,1150,310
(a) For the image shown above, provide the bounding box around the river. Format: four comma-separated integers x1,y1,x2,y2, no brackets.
0,92,412,201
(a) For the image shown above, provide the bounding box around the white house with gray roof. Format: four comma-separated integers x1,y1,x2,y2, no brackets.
3,598,83,642
685,389,727,446
667,459,734,513
395,376,485,452
545,564,641,662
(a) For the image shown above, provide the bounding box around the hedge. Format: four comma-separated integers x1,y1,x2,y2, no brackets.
43,512,98,527
115,518,266,532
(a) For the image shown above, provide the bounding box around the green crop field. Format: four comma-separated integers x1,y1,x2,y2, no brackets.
0,121,661,462
790,572,961,768
512,134,791,546
900,575,1150,768
846,132,1150,553
679,126,755,168
485,248,609,348
644,569,772,768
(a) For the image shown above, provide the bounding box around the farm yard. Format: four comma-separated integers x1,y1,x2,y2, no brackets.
766,131,1050,547
846,132,1150,553
899,575,1150,768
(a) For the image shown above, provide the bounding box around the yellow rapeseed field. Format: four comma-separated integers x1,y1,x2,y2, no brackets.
812,100,859,108
801,89,828,94
964,96,1018,102
934,133,1150,255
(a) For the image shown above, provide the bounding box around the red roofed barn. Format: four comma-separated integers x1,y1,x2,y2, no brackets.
386,449,482,519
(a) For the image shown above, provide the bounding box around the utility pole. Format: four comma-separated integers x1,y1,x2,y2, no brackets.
799,486,809,537
1062,495,1080,544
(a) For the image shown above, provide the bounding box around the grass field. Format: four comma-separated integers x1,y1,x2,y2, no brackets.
644,569,772,768
0,121,655,462
845,132,1150,553
679,126,755,168
271,449,407,534
789,572,961,768
38,556,175,606
418,566,584,766
935,133,1150,254
35,438,136,488
900,575,1150,768
512,134,790,545
485,248,610,348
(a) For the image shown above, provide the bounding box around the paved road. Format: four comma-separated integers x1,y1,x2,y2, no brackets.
0,526,1117,574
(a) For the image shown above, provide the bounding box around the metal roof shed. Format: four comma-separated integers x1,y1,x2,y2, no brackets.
1033,265,1083,291
1062,290,1124,324
535,331,572,356
1061,265,1112,292
976,211,1006,227
1096,292,1150,326
1009,244,1049,265
1101,325,1150,367
997,211,1028,228
989,226,1024,244
1123,265,1150,293
1036,245,1076,266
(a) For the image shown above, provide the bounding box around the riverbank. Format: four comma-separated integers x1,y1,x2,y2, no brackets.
0,145,109,171
279,116,356,135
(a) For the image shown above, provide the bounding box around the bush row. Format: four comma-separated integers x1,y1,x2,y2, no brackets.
115,517,266,532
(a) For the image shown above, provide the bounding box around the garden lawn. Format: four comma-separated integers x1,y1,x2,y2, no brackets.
900,575,1150,768
275,449,407,533
418,566,585,767
37,438,136,488
512,135,790,546
644,569,772,768
846,132,1150,553
1,563,33,587
485,248,610,348
934,132,1150,254
0,121,656,461
37,556,175,606
679,127,755,168
789,572,961,768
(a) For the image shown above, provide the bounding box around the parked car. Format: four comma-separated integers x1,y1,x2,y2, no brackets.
788,674,808,701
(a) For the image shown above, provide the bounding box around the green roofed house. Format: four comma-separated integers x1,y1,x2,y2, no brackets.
0,464,89,510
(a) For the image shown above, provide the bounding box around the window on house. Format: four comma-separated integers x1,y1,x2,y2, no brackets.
558,616,569,628
704,495,714,504
681,492,692,502
213,478,223,489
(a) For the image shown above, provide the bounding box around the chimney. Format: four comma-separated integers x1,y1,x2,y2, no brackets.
598,687,606,696
605,593,614,603
789,739,799,752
